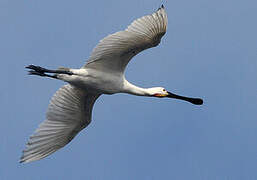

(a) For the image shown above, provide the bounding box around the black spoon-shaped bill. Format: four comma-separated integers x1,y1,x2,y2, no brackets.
167,92,203,105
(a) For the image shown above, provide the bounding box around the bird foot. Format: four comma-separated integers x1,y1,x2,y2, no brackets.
26,65,48,73
26,65,57,78
26,65,47,76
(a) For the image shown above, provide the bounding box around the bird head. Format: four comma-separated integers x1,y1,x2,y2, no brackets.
148,87,169,97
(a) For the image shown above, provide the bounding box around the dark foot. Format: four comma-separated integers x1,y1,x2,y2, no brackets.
28,70,57,78
26,65,57,79
26,64,73,78
26,65,49,74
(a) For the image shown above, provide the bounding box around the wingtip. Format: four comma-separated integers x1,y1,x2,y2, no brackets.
19,153,26,163
19,155,35,164
20,149,32,164
157,4,165,11
19,157,25,164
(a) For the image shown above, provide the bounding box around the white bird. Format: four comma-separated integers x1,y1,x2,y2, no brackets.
21,5,203,163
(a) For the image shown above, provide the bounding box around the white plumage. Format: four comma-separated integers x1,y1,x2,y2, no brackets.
21,85,99,163
21,5,203,163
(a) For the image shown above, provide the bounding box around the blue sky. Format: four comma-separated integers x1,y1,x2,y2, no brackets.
1,0,257,179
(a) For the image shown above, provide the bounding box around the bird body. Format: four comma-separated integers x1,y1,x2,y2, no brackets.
21,5,203,163
57,68,123,94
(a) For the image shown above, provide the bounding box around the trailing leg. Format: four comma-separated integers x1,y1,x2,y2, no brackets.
26,65,73,79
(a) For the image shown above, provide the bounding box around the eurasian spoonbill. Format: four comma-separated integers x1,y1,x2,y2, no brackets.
21,5,203,163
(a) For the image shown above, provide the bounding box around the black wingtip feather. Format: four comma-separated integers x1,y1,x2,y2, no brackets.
158,4,164,11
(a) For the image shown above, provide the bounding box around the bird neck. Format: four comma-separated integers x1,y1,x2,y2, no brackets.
123,80,150,96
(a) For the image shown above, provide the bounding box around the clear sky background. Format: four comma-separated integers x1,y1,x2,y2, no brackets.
1,0,257,179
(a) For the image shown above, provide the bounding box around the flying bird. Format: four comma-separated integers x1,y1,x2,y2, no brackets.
21,5,203,163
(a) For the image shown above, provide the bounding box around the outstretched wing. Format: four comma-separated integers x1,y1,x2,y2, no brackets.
84,5,167,73
20,84,100,163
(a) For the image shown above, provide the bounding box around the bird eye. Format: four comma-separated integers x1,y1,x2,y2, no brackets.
163,89,166,92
